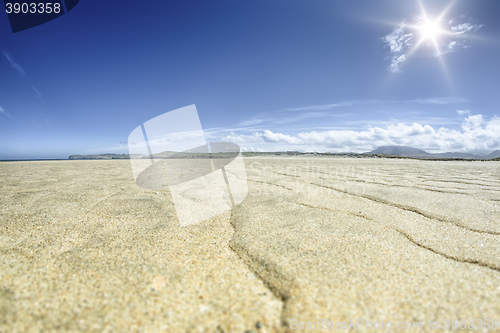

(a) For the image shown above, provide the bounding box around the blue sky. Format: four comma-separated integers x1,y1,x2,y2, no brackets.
1,0,499,159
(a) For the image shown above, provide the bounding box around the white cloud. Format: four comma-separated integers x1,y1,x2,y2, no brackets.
238,118,265,127
410,97,468,105
32,86,45,104
441,40,466,55
232,111,329,130
461,114,483,130
389,54,406,73
451,22,483,35
384,21,413,54
288,97,467,112
287,100,378,111
382,21,413,73
456,109,470,116
213,114,500,153
262,130,301,144
433,21,483,57
3,52,26,76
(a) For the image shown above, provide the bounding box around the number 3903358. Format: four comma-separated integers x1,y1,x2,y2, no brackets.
5,3,61,14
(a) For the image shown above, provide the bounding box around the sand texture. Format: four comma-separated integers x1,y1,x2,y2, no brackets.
0,160,281,332
1,158,499,332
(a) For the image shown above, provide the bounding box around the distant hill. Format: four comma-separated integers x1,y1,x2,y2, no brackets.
145,151,237,159
68,151,234,160
482,150,500,160
432,152,482,159
365,146,433,158
68,147,500,160
365,146,499,160
69,154,140,160
70,154,126,160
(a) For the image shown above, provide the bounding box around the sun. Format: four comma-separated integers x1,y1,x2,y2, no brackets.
381,0,463,85
406,13,452,59
419,18,442,42
410,14,451,50
408,0,456,56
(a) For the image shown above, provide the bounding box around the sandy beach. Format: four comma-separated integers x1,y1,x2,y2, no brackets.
1,158,499,332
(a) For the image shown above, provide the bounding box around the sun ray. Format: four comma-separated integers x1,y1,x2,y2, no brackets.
405,0,457,61
407,0,454,89
436,0,456,22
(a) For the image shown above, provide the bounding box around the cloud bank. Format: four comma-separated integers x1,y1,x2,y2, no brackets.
213,114,500,153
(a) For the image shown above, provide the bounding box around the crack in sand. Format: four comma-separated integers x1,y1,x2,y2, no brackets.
314,175,473,196
88,189,126,211
291,201,499,272
249,179,293,191
424,178,500,188
310,183,500,236
228,215,291,330
273,169,498,196
293,202,374,220
273,172,300,178
393,228,500,272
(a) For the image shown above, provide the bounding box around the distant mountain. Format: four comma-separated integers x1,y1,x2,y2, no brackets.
482,150,500,160
365,146,500,160
366,146,433,158
433,152,482,159
69,154,141,160
68,147,500,160
68,151,234,160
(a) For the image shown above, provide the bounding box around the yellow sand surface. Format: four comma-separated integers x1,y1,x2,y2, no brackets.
1,158,499,332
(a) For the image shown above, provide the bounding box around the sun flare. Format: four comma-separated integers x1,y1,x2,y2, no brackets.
420,18,442,41
408,13,452,57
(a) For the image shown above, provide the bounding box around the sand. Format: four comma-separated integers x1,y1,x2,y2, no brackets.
1,158,499,332
0,160,281,332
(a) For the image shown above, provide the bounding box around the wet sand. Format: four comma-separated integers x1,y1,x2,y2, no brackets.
1,158,499,332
